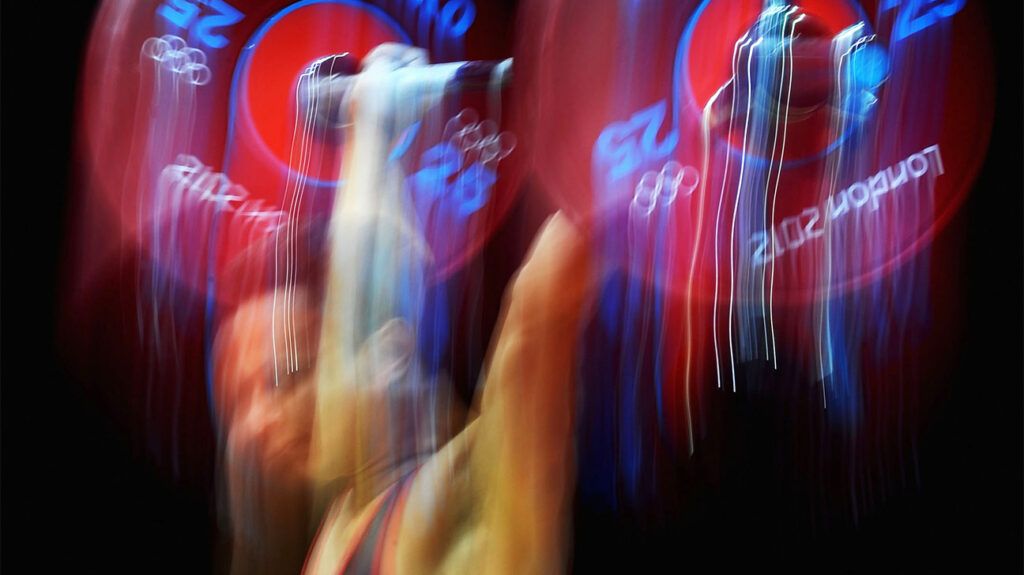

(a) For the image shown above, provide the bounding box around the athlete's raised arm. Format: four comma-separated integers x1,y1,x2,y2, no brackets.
468,213,600,573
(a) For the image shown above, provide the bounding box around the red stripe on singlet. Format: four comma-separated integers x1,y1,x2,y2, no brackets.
337,466,421,575
374,469,418,575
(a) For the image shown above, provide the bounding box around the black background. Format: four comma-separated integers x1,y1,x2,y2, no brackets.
2,1,1021,572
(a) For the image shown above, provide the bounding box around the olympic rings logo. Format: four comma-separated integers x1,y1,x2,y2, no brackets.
409,108,516,217
631,161,700,217
141,35,212,86
444,108,517,166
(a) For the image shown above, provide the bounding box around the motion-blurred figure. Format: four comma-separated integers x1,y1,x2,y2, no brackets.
214,44,600,574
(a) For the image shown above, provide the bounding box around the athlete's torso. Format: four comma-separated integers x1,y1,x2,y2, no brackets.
303,424,480,575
